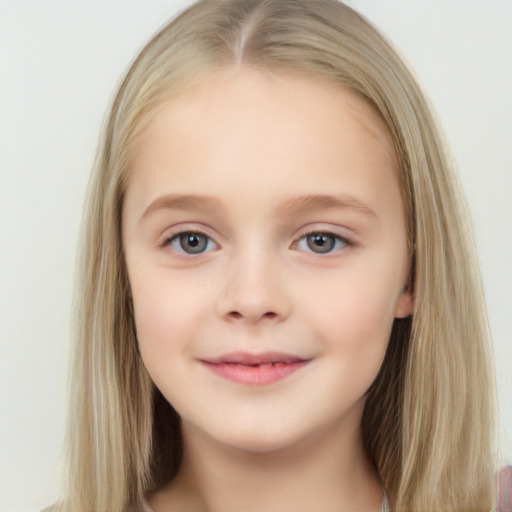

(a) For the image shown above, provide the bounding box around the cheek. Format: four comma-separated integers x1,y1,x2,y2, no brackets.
290,268,399,425
130,268,202,368
301,259,400,357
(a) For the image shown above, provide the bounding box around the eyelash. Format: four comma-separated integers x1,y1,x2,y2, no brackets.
162,229,353,256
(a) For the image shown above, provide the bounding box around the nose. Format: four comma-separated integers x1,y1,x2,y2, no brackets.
216,248,291,324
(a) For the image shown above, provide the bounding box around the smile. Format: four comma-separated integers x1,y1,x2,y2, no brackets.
200,351,311,385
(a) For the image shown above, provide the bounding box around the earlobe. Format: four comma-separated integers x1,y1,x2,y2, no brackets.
394,288,414,318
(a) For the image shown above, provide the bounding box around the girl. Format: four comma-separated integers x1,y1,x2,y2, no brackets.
47,1,501,510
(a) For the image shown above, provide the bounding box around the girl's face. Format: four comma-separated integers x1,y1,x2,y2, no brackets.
123,69,412,453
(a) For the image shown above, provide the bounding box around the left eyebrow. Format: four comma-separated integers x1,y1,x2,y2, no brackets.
275,194,378,219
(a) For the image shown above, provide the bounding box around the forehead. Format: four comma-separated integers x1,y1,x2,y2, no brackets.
129,67,397,173
125,68,401,217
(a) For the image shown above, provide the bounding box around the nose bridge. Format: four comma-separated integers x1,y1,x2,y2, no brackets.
217,239,290,323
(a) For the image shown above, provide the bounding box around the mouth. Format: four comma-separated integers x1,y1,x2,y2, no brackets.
200,351,311,385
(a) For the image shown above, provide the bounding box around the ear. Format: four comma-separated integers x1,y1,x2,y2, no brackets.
394,286,413,318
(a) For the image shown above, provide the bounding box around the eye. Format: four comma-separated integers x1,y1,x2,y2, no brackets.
166,231,218,255
294,232,349,254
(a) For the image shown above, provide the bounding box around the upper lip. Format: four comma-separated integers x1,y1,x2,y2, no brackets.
201,351,307,365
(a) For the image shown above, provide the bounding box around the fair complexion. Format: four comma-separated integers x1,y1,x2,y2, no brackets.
123,68,413,512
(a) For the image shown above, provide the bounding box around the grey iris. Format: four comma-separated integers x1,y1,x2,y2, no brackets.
180,233,208,254
307,233,335,253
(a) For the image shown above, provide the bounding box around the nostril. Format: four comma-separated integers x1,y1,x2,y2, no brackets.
226,310,278,321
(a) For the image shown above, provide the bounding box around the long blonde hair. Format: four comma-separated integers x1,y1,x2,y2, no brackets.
55,1,497,510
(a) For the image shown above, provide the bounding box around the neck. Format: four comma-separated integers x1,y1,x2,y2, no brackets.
148,403,383,512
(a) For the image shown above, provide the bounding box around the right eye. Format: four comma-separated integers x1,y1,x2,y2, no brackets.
165,231,218,255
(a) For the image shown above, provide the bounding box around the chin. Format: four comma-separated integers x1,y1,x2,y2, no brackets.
203,419,315,455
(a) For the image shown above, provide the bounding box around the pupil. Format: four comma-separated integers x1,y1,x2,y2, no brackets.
187,235,199,247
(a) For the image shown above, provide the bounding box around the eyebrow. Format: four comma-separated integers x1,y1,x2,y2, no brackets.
277,193,378,219
140,193,378,221
141,194,223,220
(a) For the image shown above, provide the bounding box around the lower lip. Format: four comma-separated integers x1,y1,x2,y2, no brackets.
201,361,310,385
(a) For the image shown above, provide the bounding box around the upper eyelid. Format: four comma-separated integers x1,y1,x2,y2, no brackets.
160,224,218,244
167,228,212,239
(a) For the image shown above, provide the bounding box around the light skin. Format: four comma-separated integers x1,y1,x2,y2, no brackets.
122,68,413,512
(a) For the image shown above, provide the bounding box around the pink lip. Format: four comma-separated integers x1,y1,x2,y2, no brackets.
200,351,311,385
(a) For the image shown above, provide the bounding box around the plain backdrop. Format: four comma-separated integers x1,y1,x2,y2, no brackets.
0,1,511,510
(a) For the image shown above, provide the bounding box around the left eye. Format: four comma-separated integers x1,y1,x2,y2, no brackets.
166,232,218,255
295,232,348,254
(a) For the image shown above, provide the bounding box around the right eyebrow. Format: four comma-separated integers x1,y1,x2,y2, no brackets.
139,194,223,222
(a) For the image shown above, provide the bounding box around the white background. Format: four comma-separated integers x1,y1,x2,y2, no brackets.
0,1,510,510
